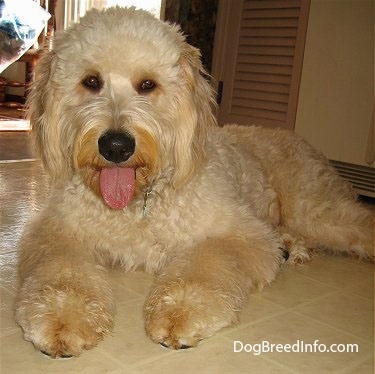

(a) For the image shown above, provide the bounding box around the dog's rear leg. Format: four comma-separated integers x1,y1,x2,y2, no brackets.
286,197,374,261
15,216,115,358
144,235,284,349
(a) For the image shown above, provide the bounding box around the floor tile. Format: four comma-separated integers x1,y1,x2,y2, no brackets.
343,357,375,374
96,298,176,369
224,311,373,374
258,266,337,308
238,294,287,325
346,277,374,300
0,286,19,337
0,332,125,374
293,255,374,290
294,292,374,343
113,270,154,298
0,252,19,293
133,336,295,374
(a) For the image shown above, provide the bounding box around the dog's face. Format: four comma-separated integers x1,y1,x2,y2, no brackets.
29,7,216,209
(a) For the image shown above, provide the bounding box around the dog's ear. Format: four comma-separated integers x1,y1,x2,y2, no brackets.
27,51,70,182
171,38,217,187
180,41,217,131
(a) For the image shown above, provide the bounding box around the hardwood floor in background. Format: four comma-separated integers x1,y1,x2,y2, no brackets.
0,131,34,161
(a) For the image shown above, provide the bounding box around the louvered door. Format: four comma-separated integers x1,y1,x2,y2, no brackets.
213,0,310,129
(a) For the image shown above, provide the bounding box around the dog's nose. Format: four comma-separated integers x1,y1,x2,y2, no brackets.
98,131,136,163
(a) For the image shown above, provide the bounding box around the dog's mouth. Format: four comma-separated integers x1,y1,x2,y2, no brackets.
96,130,137,209
78,129,157,209
99,167,136,209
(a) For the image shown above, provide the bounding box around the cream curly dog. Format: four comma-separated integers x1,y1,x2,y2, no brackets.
15,7,373,358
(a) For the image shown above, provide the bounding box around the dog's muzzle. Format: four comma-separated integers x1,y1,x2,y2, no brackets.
98,131,135,163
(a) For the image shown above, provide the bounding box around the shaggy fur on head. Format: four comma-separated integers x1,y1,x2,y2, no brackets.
16,6,374,358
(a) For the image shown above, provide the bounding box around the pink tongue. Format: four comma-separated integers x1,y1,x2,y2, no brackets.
99,167,135,209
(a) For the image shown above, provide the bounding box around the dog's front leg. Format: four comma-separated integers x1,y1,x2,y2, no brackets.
15,218,115,358
144,237,283,349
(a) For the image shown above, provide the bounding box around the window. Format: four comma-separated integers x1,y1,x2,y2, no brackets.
61,0,162,30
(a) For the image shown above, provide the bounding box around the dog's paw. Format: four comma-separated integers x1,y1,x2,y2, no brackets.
144,281,235,350
280,233,316,265
145,304,206,349
16,285,114,358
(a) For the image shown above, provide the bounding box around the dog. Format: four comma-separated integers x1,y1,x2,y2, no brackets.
15,7,374,358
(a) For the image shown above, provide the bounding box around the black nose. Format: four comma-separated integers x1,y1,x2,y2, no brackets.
98,131,136,163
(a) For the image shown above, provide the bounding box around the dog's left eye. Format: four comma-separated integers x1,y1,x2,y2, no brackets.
81,75,103,91
139,79,156,93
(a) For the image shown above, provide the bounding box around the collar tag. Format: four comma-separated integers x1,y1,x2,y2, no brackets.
142,188,153,218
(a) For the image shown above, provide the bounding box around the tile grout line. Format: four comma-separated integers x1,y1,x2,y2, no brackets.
219,308,290,337
260,354,301,374
291,309,375,346
294,270,375,298
297,262,374,291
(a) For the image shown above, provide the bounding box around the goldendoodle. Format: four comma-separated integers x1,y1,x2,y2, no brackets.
15,7,373,358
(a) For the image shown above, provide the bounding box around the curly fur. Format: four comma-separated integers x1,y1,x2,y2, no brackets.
15,7,374,358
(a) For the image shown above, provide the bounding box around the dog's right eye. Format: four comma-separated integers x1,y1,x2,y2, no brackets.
138,79,157,94
81,75,103,91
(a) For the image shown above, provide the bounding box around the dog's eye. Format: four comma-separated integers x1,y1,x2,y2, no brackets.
82,75,103,91
139,79,156,93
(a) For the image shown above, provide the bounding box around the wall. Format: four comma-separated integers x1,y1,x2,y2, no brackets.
295,0,374,167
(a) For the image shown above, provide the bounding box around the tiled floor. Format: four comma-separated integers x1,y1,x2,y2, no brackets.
0,136,374,373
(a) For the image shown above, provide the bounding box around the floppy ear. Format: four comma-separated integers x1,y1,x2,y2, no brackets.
170,36,217,188
179,41,217,130
27,51,71,182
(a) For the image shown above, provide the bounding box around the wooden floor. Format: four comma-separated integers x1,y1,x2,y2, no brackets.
0,131,34,161
0,106,26,120
0,105,33,161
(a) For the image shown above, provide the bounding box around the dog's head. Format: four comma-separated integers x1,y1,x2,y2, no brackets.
28,6,217,209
